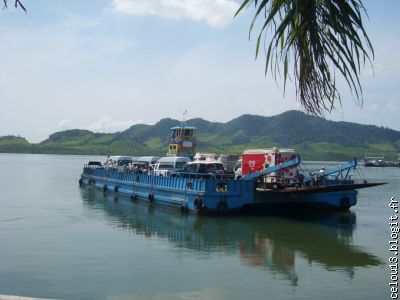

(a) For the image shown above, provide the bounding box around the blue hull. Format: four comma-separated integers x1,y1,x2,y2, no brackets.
80,167,359,214
81,168,255,214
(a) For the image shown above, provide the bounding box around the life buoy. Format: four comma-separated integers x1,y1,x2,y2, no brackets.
194,198,203,210
103,185,107,192
79,179,83,186
114,186,119,193
217,201,228,214
180,205,189,213
340,197,350,209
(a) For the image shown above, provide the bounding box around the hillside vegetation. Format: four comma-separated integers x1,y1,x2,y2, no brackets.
1,111,399,161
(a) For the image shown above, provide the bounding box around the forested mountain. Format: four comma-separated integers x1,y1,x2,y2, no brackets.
1,111,400,160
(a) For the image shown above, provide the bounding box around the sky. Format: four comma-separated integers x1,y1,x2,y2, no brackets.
1,0,399,143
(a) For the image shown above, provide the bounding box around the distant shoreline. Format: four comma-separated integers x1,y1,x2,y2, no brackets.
1,110,399,161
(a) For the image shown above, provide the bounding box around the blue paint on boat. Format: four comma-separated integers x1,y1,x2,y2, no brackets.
81,167,255,213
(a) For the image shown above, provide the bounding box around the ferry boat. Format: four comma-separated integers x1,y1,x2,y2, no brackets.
363,155,400,167
79,123,385,214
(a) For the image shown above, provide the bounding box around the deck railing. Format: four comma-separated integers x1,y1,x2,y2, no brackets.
82,165,253,193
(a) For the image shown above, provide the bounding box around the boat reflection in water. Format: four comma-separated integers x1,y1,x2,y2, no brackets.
80,188,381,286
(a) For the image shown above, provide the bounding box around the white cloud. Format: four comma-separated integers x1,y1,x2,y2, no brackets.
365,104,380,111
112,0,239,27
87,116,143,133
61,14,101,31
363,63,389,76
57,119,73,131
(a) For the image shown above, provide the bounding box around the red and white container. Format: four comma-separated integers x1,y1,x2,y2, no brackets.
241,148,298,185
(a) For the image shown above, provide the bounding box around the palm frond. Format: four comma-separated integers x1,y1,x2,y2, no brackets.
236,0,373,116
3,0,26,12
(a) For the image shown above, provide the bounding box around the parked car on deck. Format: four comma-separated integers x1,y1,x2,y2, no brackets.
170,161,235,179
154,156,191,176
138,156,160,166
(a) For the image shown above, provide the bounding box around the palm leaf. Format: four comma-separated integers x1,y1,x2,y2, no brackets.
236,0,373,115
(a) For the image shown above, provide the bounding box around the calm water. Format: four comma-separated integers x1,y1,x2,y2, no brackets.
0,154,397,299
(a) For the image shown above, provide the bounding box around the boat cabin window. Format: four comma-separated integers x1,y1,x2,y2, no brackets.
171,128,194,138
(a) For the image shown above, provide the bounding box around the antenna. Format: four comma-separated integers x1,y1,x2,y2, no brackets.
182,109,188,127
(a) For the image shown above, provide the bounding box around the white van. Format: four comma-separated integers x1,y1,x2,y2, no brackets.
154,156,191,176
106,156,133,167
105,156,134,171
137,156,160,166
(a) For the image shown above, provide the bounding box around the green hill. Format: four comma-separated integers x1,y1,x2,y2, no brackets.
1,110,399,160
0,135,32,153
